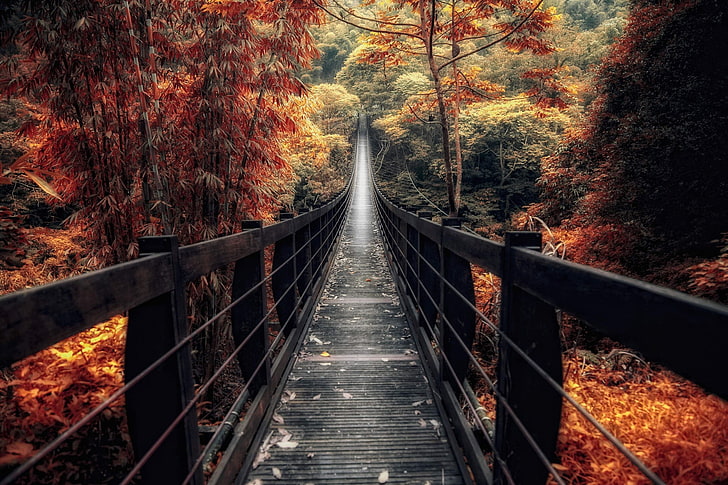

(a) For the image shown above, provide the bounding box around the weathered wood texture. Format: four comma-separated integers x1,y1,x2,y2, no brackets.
0,187,350,368
0,176,352,485
0,254,172,368
240,136,469,484
373,185,728,401
125,236,202,485
494,233,562,485
232,221,270,396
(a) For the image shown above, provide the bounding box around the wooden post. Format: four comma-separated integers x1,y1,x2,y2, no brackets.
272,213,297,335
310,215,322,281
296,209,312,302
417,211,438,337
125,236,202,485
231,221,269,396
320,210,331,264
440,218,476,385
494,232,562,485
397,213,408,270
406,221,418,298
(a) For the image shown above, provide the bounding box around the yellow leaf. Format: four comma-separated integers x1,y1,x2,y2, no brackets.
320,351,330,357
24,171,62,200
6,441,34,457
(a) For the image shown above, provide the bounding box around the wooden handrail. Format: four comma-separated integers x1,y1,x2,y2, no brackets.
373,183,728,400
0,185,352,370
373,174,728,485
0,182,353,485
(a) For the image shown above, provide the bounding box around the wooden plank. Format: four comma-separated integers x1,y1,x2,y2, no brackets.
441,219,477,385
511,248,728,400
241,126,467,484
442,228,504,277
441,381,493,485
0,254,172,367
232,231,270,396
272,214,297,335
125,236,202,485
208,385,272,485
261,218,296,247
495,233,561,485
178,230,259,282
295,215,313,301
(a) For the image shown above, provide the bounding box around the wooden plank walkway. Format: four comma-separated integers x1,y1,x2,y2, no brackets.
238,127,469,485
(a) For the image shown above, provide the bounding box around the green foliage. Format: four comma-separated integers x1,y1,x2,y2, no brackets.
336,44,407,116
309,83,360,135
460,98,572,224
302,22,358,84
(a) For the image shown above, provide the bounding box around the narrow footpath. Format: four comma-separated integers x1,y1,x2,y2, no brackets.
239,121,468,485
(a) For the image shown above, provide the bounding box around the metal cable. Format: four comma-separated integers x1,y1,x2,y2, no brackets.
0,201,349,485
373,189,667,485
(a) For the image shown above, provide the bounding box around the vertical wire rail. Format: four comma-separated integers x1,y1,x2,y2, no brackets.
0,204,346,485
374,200,667,485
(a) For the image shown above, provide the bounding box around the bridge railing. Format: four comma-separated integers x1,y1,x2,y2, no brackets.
0,178,352,485
373,180,728,485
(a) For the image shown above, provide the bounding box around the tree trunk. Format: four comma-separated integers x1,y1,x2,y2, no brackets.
422,0,457,216
452,61,463,212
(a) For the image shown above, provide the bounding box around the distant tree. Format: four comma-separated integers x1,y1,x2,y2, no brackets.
336,43,408,114
461,97,570,221
314,0,562,216
309,83,360,135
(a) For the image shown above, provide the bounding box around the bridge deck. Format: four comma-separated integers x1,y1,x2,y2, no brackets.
238,130,468,484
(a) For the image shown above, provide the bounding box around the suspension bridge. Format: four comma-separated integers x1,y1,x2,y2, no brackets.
1,116,727,485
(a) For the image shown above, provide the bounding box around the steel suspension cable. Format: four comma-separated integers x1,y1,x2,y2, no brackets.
374,197,667,485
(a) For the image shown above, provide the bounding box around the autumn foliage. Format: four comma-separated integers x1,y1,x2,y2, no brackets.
556,355,728,484
0,317,130,484
2,0,325,265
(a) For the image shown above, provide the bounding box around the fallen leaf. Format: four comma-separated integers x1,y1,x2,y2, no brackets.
378,470,389,483
342,392,353,399
418,418,427,427
245,479,263,485
272,413,285,424
279,428,291,436
320,362,332,366
272,467,282,479
307,452,315,459
412,400,425,407
252,451,270,469
276,441,299,449
5,442,33,456
312,394,321,400
320,351,330,357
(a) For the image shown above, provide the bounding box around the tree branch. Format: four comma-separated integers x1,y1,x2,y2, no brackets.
408,103,440,124
438,0,546,72
311,0,424,41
